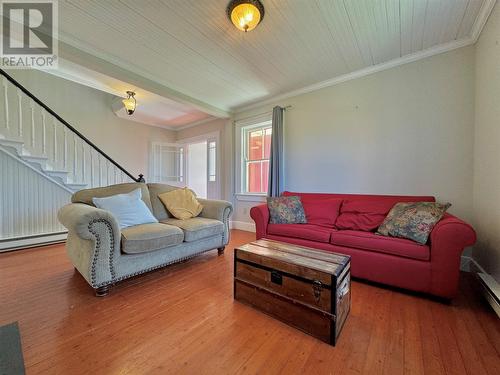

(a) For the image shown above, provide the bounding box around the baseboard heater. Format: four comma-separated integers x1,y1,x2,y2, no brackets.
0,232,67,252
477,273,500,318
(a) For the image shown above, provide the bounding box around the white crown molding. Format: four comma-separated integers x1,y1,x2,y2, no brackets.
175,117,219,131
234,0,496,114
234,38,474,113
471,0,497,42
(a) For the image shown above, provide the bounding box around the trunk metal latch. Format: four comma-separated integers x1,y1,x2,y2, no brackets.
312,280,323,302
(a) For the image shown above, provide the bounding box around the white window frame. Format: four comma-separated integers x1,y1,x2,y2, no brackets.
234,114,272,202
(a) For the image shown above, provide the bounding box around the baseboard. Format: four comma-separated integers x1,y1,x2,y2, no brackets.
0,232,67,252
230,221,256,232
461,255,500,318
460,255,488,274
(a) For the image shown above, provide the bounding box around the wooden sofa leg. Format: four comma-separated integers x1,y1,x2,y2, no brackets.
217,246,225,255
95,285,110,297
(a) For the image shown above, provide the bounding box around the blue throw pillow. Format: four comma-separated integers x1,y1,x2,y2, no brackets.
92,188,158,229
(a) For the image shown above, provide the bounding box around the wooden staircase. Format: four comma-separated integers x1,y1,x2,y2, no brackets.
0,69,144,248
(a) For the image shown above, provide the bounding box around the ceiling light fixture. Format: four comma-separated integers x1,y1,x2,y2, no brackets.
122,91,136,115
227,0,264,32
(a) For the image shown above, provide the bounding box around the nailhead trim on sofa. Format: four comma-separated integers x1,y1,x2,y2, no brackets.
87,204,232,289
88,218,117,287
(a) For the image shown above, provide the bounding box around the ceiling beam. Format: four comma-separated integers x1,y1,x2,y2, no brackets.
59,41,231,119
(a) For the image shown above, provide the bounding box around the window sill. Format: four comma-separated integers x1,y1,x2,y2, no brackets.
235,193,267,203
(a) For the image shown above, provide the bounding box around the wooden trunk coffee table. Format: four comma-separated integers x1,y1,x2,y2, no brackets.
234,239,351,346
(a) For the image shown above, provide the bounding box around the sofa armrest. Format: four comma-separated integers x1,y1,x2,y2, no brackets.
58,203,121,288
197,199,233,245
428,213,477,298
250,204,269,240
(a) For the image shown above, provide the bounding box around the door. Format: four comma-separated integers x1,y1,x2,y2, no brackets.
152,136,220,199
206,137,219,199
150,142,184,186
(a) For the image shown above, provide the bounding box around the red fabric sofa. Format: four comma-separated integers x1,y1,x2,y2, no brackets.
250,192,476,299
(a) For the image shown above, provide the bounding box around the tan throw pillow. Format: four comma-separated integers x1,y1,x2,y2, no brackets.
158,188,203,220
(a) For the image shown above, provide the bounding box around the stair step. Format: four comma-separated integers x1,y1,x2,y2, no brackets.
44,170,69,183
66,183,88,191
22,154,48,162
22,154,49,170
0,136,24,154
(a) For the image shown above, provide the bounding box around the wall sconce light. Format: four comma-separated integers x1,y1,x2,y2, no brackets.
122,91,137,115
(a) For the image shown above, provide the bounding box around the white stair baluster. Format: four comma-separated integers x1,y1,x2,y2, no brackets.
73,137,77,182
17,89,22,137
30,100,35,147
41,110,46,154
90,150,94,187
114,168,118,184
63,127,67,170
105,161,109,185
53,119,57,164
2,78,9,130
98,154,102,186
81,142,85,183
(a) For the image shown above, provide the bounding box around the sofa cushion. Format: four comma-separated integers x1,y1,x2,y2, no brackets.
159,187,203,220
72,182,153,211
377,202,451,244
335,197,435,231
161,217,224,242
121,223,184,254
330,230,430,261
300,197,343,228
267,196,307,224
92,188,158,229
147,183,181,220
267,223,334,243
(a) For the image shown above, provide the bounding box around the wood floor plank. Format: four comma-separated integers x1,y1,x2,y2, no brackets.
0,229,499,375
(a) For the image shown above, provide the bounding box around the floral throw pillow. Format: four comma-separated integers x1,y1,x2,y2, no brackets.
377,202,451,244
267,196,307,224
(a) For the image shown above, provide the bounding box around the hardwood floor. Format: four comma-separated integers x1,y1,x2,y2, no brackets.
0,229,499,374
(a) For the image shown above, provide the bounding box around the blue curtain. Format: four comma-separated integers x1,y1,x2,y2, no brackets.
268,106,284,197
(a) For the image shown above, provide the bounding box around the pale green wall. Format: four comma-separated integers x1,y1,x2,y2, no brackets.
8,69,176,180
233,46,476,225
472,2,500,281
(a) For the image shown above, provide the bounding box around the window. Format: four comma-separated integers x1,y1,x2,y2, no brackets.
208,141,216,182
242,121,272,194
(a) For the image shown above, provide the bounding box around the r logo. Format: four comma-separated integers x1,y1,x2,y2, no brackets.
1,1,57,68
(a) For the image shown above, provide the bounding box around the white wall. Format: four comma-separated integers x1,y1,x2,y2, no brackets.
472,2,500,281
233,46,476,224
8,69,176,181
0,150,70,240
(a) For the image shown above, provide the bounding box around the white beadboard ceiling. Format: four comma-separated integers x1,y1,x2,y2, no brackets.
57,0,496,114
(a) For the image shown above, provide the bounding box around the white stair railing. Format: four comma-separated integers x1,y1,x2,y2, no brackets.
0,68,144,244
0,69,142,190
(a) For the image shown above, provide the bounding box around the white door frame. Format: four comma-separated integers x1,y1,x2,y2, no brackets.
149,142,185,186
177,131,221,199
